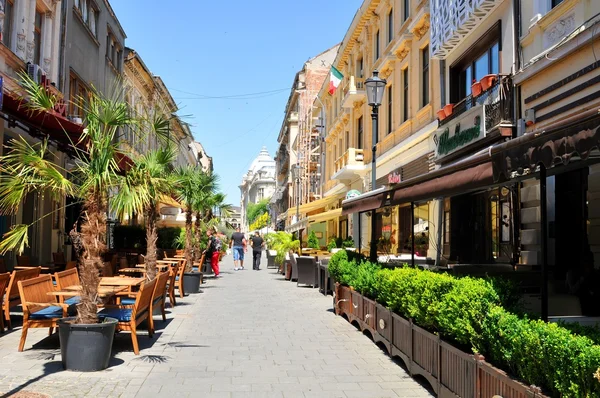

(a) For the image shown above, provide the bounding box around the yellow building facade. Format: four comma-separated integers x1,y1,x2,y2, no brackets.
315,0,440,254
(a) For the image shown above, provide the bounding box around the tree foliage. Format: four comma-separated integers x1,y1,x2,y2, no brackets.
246,198,270,225
249,212,270,231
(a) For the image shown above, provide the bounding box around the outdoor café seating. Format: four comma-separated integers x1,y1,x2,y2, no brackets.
119,271,170,334
296,256,318,288
54,268,81,306
0,273,10,332
3,268,41,330
97,277,157,355
17,274,76,351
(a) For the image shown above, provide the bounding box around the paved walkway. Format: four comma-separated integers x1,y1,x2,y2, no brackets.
0,254,434,398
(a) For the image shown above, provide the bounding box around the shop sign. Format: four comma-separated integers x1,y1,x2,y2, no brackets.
388,171,401,185
433,105,485,159
41,74,68,118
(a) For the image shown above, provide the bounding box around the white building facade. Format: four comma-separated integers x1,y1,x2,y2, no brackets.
239,147,276,231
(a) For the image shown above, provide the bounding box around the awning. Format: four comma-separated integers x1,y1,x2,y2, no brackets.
491,114,600,180
1,90,84,153
308,208,342,224
341,188,388,215
285,218,308,233
158,195,183,208
298,193,344,214
391,162,495,205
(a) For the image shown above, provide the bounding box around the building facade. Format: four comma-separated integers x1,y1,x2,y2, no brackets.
272,45,338,234
240,147,276,232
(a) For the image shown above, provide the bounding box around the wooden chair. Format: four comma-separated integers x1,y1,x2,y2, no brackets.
65,261,77,270
17,275,75,351
3,267,41,330
102,261,114,277
54,268,81,306
52,252,66,269
167,262,178,308
120,272,169,334
0,258,6,274
175,259,187,298
97,278,157,355
16,255,30,266
0,273,11,332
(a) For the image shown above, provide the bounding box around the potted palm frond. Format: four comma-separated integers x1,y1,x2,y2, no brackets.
0,73,159,370
265,232,300,273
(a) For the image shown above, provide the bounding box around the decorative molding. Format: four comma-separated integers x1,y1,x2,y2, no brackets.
543,12,575,49
17,32,26,53
45,11,54,19
380,66,394,80
412,13,430,40
430,0,501,58
395,45,410,62
43,58,51,73
26,41,34,63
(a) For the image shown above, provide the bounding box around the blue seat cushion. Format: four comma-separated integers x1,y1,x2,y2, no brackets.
30,305,75,320
98,308,147,322
175,276,179,282
192,267,199,272
152,296,163,305
65,296,81,305
120,297,136,305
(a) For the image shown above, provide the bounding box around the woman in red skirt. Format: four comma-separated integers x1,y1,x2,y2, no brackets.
204,228,222,277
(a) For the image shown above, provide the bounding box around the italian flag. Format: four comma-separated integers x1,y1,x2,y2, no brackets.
328,66,343,95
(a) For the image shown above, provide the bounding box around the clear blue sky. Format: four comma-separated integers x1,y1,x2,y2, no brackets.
111,0,363,206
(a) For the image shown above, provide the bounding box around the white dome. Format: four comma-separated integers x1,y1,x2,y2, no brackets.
247,146,275,175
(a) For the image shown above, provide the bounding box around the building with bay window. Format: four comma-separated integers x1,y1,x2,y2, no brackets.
240,147,276,232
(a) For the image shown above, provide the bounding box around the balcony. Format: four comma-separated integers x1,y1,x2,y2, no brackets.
430,0,503,58
288,111,299,123
341,76,365,109
332,148,366,180
439,75,513,134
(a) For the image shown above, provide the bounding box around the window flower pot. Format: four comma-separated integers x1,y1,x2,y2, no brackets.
443,103,454,117
436,109,447,121
471,82,482,97
480,74,497,91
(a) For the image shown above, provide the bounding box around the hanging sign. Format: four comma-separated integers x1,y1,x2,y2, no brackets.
432,105,486,159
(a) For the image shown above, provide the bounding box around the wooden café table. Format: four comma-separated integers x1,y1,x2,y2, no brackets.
135,263,170,272
49,285,128,299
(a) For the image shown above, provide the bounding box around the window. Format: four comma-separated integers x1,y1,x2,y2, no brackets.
421,45,429,107
357,56,364,78
403,68,409,122
34,10,43,65
387,85,393,135
106,31,122,71
387,9,394,44
449,24,500,103
75,0,98,37
2,0,14,48
345,130,350,150
357,116,363,150
552,0,564,7
258,188,264,201
403,0,410,21
375,30,380,60
69,72,89,117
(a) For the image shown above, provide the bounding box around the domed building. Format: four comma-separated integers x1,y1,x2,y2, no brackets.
239,147,276,231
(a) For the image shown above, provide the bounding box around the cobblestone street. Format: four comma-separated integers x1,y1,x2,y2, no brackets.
0,255,433,397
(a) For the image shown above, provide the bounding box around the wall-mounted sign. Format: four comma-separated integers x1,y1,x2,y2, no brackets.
160,207,181,216
432,105,485,159
346,190,361,200
388,171,401,185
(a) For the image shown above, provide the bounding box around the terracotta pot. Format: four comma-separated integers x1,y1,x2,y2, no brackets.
480,74,497,91
471,82,482,97
443,104,454,117
436,109,447,121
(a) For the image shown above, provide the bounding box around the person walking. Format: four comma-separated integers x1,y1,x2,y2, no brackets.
230,227,246,271
204,228,222,277
250,231,265,270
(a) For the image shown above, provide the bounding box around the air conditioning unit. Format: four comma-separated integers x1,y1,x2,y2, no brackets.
27,63,44,84
69,116,83,124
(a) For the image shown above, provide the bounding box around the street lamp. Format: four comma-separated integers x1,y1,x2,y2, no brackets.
365,70,387,263
291,164,301,224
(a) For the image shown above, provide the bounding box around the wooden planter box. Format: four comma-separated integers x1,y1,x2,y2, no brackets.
335,283,353,317
362,297,377,334
350,289,363,325
333,289,548,398
375,303,392,352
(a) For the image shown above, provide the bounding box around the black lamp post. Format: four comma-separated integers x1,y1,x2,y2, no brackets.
365,70,387,263
291,163,301,242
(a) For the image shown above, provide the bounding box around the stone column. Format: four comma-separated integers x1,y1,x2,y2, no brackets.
42,10,53,74
26,0,36,63
51,1,62,84
13,0,27,59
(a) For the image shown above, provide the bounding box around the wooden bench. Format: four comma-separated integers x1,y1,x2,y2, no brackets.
3,268,41,330
54,268,81,306
97,277,157,355
17,274,75,351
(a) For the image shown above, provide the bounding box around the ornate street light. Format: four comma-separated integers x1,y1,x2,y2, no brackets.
364,70,387,263
291,164,301,223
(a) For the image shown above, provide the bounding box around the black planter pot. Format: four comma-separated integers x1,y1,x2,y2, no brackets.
57,317,117,371
183,272,202,294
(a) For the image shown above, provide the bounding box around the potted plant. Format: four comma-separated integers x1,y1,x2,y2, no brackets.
471,79,483,97
480,74,497,91
307,230,320,250
265,231,300,272
436,109,447,121
0,73,168,370
443,103,454,117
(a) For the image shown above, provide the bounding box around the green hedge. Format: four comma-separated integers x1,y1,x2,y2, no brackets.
328,250,600,397
157,227,184,249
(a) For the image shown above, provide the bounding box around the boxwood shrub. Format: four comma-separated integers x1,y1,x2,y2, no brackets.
329,250,600,397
